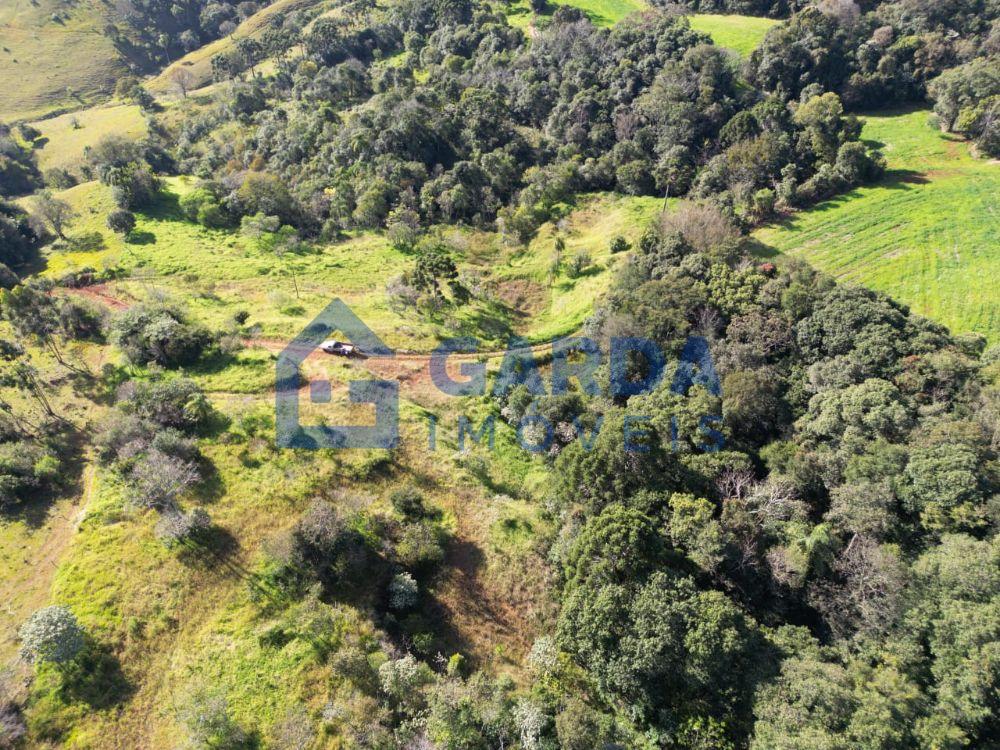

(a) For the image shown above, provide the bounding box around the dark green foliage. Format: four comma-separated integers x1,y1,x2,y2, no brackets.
109,304,213,367
115,377,214,432
0,123,42,198
0,199,40,268
106,209,137,235
0,263,18,290
928,57,1000,156
179,186,231,228
0,439,62,509
87,135,162,209
173,5,882,241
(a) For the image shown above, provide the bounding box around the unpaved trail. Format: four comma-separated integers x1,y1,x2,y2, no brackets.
0,463,97,662
64,283,131,311
65,285,564,396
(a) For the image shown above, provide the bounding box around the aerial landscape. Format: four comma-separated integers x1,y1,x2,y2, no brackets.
1,0,998,747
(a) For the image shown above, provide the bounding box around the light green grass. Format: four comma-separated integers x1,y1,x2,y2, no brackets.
0,0,125,121
494,193,665,341
754,108,1000,342
43,179,661,347
549,0,646,26
29,104,147,175
688,13,780,57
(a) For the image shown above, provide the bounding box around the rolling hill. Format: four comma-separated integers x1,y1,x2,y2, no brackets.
754,108,1000,342
0,0,126,122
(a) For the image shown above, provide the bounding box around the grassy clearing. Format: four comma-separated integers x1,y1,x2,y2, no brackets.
688,13,780,57
754,108,1000,342
492,193,664,342
42,179,661,347
28,104,148,175
0,0,125,121
549,0,646,26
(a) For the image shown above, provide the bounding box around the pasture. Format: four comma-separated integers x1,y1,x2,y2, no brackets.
754,108,1000,342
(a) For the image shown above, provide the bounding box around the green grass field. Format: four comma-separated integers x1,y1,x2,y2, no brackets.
0,0,125,121
39,179,661,348
29,104,147,175
688,13,780,57
549,0,646,26
754,108,1000,342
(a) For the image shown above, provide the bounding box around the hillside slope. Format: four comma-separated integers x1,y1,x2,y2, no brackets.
0,0,126,122
755,108,1000,342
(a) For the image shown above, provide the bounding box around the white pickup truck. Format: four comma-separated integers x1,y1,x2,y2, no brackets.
319,340,364,358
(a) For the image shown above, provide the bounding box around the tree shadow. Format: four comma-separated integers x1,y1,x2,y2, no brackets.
883,168,929,186
125,230,156,245
192,458,226,503
59,640,133,709
421,538,508,670
66,231,106,253
177,524,240,568
144,190,184,222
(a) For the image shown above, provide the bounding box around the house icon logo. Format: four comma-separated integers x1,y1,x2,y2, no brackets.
275,299,399,449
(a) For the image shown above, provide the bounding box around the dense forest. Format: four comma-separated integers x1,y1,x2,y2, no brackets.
1,0,999,746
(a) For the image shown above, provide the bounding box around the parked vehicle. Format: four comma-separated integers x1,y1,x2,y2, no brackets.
320,340,364,358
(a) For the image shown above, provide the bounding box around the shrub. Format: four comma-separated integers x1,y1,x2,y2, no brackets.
155,507,211,545
180,187,230,228
19,606,85,664
126,449,199,510
566,252,591,279
110,305,213,367
389,485,427,519
106,209,136,235
378,655,432,701
0,441,62,509
43,168,77,189
609,235,630,254
115,377,213,431
395,521,445,572
388,572,418,610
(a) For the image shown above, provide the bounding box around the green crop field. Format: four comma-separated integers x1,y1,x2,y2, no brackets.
754,108,1000,342
688,13,780,56
0,0,125,122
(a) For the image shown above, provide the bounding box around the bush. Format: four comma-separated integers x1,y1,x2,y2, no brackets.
609,235,630,254
388,572,418,610
110,305,213,367
43,168,77,189
180,187,230,228
0,262,18,289
566,252,591,279
115,377,213,432
389,485,428,519
19,606,85,664
0,440,62,509
106,209,136,235
395,521,445,572
126,449,199,510
155,507,211,545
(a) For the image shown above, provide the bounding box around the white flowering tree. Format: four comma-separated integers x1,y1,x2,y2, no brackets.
19,606,85,665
